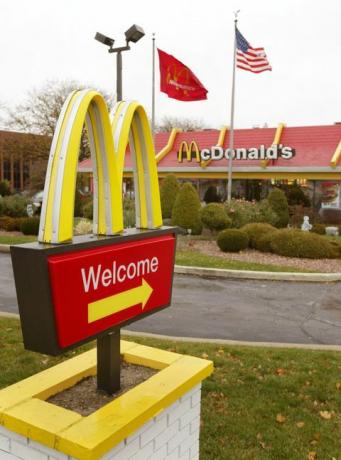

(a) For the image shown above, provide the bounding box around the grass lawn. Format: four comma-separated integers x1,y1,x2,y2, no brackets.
176,250,314,273
0,318,340,459
0,234,36,245
324,235,341,244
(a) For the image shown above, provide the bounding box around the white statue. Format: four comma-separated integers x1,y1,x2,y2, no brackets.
301,215,312,232
26,204,34,217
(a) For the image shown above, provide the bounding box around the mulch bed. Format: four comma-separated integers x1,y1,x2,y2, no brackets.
47,361,157,416
179,237,341,273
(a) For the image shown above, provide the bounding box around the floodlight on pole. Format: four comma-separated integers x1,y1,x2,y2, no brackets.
94,32,115,49
125,24,145,43
94,24,145,101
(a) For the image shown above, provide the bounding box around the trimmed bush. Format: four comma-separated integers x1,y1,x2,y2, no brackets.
123,198,136,228
20,217,40,235
0,216,25,231
160,174,180,219
287,184,311,207
172,183,201,234
200,203,231,232
203,186,221,203
328,240,341,257
311,223,326,235
74,190,83,217
1,195,28,217
241,223,277,249
225,198,278,228
191,220,203,236
256,231,278,253
270,229,337,259
82,200,93,220
0,180,11,197
217,229,249,253
268,188,289,228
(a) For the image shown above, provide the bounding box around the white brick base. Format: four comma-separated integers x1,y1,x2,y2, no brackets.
0,384,202,460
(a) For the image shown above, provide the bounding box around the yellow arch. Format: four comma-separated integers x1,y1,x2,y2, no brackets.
260,123,285,168
201,126,228,169
177,140,200,163
39,90,162,244
330,141,341,168
155,128,182,164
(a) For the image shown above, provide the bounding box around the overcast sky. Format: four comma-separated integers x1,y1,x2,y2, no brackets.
0,0,340,130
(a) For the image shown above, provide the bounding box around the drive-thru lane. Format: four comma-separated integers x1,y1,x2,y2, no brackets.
1,253,340,345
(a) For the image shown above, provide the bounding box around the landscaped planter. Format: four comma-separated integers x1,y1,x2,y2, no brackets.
0,340,213,460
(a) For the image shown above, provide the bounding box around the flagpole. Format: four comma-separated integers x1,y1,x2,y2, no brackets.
151,33,156,140
227,11,239,203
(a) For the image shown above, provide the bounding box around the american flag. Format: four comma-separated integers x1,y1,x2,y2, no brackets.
236,28,272,73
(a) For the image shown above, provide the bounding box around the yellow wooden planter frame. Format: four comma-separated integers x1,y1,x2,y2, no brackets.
0,341,213,460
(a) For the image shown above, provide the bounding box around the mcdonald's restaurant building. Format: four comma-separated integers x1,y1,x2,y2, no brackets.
79,123,341,209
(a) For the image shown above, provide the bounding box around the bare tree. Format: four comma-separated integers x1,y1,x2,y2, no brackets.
155,116,207,132
4,80,114,163
5,80,114,137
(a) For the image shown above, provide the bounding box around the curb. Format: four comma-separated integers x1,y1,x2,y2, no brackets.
174,265,341,282
1,313,340,351
0,244,10,253
122,330,341,351
1,243,340,282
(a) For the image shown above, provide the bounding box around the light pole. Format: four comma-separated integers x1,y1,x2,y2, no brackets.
95,25,145,102
93,25,145,393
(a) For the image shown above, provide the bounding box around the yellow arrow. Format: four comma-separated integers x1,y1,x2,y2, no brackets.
88,278,153,323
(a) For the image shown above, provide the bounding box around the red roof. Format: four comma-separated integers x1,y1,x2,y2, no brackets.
78,124,341,172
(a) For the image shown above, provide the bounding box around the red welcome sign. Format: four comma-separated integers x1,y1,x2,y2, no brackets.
47,234,176,348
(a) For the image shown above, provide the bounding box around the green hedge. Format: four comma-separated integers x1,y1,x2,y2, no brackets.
160,174,180,219
203,185,221,203
0,195,28,217
311,224,326,235
20,217,40,235
172,183,202,234
268,188,289,228
200,203,231,232
256,231,278,253
0,216,25,232
225,198,278,228
270,229,337,259
0,180,11,197
241,223,277,249
82,201,93,220
217,229,249,253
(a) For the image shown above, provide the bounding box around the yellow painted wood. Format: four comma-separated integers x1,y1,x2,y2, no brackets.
123,344,182,370
0,349,96,411
0,341,136,410
57,355,213,459
330,140,341,168
155,128,181,163
2,398,81,448
0,341,212,460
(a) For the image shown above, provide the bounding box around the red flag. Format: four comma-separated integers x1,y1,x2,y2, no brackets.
157,49,208,101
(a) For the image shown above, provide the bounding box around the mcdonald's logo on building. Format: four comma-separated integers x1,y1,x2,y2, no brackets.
10,90,177,355
177,140,201,163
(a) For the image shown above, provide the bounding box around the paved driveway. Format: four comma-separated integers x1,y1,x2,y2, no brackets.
1,254,341,344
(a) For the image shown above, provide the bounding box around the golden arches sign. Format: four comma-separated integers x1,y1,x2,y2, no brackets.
177,140,201,163
38,90,162,244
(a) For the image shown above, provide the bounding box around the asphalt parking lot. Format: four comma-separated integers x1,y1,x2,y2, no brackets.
1,253,340,345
